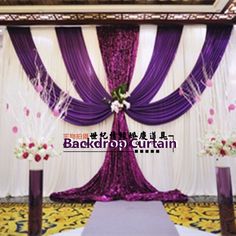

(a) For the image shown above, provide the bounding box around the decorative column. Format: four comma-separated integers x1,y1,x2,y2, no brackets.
216,158,236,235
28,161,43,236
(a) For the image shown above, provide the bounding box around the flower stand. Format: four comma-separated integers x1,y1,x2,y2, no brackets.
28,161,43,236
216,160,236,235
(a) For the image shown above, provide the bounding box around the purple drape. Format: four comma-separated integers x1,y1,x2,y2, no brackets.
50,26,187,202
8,26,231,127
126,26,232,125
129,26,182,105
8,27,112,126
55,27,111,104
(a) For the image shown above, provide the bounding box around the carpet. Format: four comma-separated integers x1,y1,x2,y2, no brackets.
0,203,93,235
165,203,224,234
0,202,234,235
82,201,178,236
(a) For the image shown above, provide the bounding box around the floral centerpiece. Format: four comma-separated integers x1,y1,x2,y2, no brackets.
15,138,58,162
200,134,236,157
110,83,130,113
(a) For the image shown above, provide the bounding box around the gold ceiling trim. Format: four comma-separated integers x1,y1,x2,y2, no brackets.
0,0,235,24
0,12,235,24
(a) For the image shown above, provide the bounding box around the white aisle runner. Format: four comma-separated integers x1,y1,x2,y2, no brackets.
53,201,216,236
83,201,179,236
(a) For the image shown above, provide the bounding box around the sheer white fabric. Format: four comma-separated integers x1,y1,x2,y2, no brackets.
0,25,235,197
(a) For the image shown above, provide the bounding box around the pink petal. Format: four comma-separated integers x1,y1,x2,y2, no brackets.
12,126,18,134
36,84,43,93
209,108,215,116
26,109,30,116
206,79,213,87
179,87,184,96
194,95,201,103
207,118,213,125
53,108,60,117
36,112,41,118
228,104,235,112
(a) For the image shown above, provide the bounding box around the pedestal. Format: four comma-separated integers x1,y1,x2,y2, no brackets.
28,161,43,236
216,166,236,235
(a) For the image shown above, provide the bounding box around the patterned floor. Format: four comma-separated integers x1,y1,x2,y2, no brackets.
0,202,235,235
0,203,93,235
164,203,224,234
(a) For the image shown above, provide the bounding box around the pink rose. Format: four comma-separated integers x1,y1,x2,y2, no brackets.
22,152,29,159
29,143,35,148
43,144,47,149
34,154,41,162
220,149,227,156
221,140,226,145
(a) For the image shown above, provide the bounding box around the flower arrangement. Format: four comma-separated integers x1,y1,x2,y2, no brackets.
6,53,72,163
110,83,130,113
15,138,58,162
200,134,236,157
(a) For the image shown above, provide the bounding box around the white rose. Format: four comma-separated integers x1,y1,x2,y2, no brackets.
123,100,130,109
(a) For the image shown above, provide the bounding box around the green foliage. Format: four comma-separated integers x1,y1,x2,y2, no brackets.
111,83,128,103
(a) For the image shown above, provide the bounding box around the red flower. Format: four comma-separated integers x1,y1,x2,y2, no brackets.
34,154,41,162
221,140,226,145
220,149,227,156
211,137,216,141
29,143,35,148
44,154,49,160
43,144,47,150
232,142,236,148
22,152,29,159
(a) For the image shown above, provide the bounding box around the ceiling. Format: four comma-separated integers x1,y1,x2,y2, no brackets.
0,0,215,5
0,0,230,12
0,0,235,24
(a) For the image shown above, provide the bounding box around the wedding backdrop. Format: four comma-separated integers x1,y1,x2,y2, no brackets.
0,25,236,199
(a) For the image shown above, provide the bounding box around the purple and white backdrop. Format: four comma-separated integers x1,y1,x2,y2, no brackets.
0,25,236,198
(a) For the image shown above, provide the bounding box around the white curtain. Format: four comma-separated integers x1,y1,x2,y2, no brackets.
0,25,236,197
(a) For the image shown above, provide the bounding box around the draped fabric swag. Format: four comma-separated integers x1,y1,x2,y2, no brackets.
7,25,232,202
